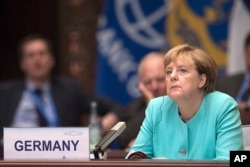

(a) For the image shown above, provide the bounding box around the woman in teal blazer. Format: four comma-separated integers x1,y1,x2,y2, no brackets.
127,44,243,160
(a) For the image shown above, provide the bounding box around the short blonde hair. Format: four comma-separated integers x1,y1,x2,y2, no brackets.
164,44,217,93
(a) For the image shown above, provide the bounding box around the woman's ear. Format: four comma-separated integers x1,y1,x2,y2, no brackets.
198,74,206,88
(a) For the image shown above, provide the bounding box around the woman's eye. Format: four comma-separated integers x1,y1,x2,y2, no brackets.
179,69,187,73
166,70,172,75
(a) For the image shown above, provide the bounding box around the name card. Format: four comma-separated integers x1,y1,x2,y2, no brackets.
4,127,89,160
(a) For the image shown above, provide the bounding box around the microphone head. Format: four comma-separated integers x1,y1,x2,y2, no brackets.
111,121,126,136
95,122,126,152
128,151,148,159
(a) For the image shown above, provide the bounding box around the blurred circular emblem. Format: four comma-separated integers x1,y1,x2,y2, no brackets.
166,0,233,67
115,0,168,49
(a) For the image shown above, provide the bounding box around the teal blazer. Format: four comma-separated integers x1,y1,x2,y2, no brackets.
127,91,243,160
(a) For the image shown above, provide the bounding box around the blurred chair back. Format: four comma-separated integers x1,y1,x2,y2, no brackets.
242,125,250,150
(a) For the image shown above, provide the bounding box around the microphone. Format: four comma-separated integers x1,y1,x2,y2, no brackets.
127,151,148,159
93,121,126,159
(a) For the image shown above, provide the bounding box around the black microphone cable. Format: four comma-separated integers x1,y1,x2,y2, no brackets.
128,96,165,159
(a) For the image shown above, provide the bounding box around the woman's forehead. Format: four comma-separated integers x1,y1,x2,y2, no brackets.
167,55,194,66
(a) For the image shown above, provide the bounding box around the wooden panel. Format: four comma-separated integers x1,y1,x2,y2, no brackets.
0,0,59,81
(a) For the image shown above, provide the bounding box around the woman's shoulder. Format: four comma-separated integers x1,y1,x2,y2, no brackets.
206,91,235,102
150,96,173,104
147,96,175,111
204,91,238,113
146,96,175,121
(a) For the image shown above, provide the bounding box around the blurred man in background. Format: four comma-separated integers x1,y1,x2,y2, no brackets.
117,52,166,149
0,34,119,157
216,31,250,124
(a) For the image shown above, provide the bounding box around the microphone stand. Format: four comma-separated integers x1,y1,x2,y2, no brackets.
92,122,126,160
93,145,107,160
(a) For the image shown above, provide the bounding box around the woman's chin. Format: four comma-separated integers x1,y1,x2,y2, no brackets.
168,93,182,101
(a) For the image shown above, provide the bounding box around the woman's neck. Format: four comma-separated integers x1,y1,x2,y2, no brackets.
178,92,205,122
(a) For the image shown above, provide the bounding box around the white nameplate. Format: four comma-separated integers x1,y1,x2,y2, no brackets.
4,127,89,160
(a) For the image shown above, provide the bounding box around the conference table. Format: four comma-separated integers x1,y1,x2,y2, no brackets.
0,160,230,167
0,150,230,167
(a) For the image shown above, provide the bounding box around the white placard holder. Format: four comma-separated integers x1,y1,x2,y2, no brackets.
4,127,89,160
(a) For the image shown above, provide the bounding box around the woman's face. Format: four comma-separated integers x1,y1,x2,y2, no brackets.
165,56,206,102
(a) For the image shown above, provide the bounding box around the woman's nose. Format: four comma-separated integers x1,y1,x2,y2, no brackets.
170,70,177,81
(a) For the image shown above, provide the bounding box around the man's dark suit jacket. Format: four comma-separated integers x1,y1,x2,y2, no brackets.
0,77,93,158
216,73,244,98
117,97,147,149
216,73,250,125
